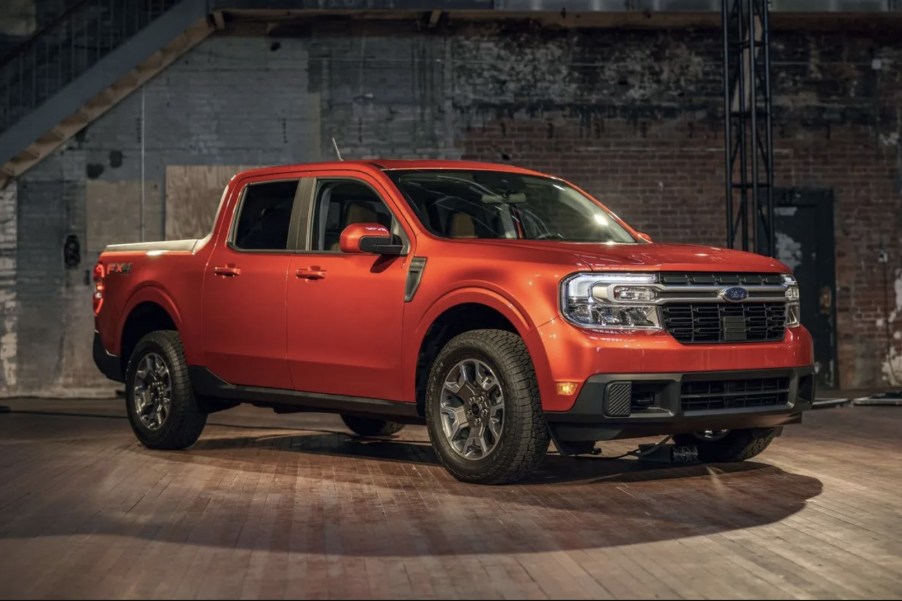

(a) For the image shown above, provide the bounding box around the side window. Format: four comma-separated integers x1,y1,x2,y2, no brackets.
311,180,394,252
232,180,300,251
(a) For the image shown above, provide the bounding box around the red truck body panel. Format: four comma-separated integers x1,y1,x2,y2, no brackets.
94,160,814,417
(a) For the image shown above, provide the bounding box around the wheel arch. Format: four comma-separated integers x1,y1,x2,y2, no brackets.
119,290,183,375
409,288,553,417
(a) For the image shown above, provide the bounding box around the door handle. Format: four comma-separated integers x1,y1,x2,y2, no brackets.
296,267,326,280
213,265,241,277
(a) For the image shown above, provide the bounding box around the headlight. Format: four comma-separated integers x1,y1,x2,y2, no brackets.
783,274,801,327
561,273,662,330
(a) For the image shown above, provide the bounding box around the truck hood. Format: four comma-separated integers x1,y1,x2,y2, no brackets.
468,240,789,273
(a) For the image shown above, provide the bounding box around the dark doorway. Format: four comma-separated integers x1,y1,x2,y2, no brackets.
769,188,838,389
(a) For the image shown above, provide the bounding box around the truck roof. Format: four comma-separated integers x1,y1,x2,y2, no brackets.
232,159,550,181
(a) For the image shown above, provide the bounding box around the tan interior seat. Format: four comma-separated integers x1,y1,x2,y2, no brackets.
331,201,379,250
346,202,378,225
448,212,477,238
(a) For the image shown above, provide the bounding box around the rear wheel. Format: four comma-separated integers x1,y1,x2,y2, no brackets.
425,329,549,484
673,427,778,462
125,330,206,450
340,415,405,437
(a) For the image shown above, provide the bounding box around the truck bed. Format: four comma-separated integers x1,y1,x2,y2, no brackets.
104,237,206,253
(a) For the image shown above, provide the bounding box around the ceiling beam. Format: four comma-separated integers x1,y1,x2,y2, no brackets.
211,0,902,13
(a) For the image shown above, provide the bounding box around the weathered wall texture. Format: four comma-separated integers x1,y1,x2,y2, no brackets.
451,24,902,387
882,269,902,384
0,183,16,391
0,0,81,61
165,165,256,240
4,18,901,395
0,0,35,56
8,34,320,395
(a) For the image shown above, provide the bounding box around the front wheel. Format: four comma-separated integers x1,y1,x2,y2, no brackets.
425,329,550,484
673,427,778,462
125,330,206,450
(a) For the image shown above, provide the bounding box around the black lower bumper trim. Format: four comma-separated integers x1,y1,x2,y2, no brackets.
545,366,814,442
93,331,123,382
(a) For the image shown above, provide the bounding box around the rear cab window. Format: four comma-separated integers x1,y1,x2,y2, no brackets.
231,179,305,251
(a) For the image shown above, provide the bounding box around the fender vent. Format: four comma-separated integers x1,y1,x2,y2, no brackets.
405,257,427,302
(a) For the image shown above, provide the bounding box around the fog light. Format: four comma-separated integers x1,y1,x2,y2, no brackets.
556,382,579,395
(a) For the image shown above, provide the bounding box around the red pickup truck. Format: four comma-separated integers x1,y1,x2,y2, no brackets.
93,160,814,484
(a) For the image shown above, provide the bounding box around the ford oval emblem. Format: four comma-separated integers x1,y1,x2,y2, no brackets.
722,286,749,302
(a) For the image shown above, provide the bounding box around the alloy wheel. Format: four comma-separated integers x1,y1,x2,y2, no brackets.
132,352,172,431
439,358,505,460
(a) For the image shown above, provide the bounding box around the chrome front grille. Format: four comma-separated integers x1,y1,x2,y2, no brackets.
660,272,785,287
657,272,788,344
662,302,786,343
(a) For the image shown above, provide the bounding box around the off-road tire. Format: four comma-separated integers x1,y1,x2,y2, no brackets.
425,329,550,484
341,415,405,437
673,427,778,462
125,330,206,450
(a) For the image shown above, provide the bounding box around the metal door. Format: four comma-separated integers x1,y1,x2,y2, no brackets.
771,188,838,389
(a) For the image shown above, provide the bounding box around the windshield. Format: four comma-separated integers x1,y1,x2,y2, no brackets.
386,170,636,243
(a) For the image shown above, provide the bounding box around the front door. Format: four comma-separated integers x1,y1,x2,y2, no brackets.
202,177,306,388
772,188,838,389
286,175,408,401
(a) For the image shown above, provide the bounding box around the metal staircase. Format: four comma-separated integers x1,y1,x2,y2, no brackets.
0,0,215,185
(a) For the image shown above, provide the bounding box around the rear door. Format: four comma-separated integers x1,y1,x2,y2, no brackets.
285,173,410,401
201,176,310,388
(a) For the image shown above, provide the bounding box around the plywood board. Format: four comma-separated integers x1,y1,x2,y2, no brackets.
86,180,162,255
165,165,256,241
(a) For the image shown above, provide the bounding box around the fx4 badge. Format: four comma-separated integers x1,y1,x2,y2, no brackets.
106,262,132,274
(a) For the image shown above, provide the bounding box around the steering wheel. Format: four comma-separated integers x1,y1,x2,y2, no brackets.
535,232,565,240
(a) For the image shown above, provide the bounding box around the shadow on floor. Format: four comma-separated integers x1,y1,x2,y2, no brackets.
0,408,825,556
187,430,768,486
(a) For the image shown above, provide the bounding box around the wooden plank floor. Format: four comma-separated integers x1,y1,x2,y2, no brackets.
0,399,900,599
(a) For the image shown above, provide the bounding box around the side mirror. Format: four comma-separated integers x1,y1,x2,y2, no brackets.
637,232,653,243
339,223,403,255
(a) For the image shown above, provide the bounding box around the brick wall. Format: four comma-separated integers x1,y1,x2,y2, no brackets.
5,17,902,394
454,23,902,388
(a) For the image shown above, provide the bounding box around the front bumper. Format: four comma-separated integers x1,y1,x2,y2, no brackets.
527,317,814,412
544,366,815,442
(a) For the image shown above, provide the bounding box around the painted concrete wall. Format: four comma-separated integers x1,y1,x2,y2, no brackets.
3,19,901,395
0,183,16,392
